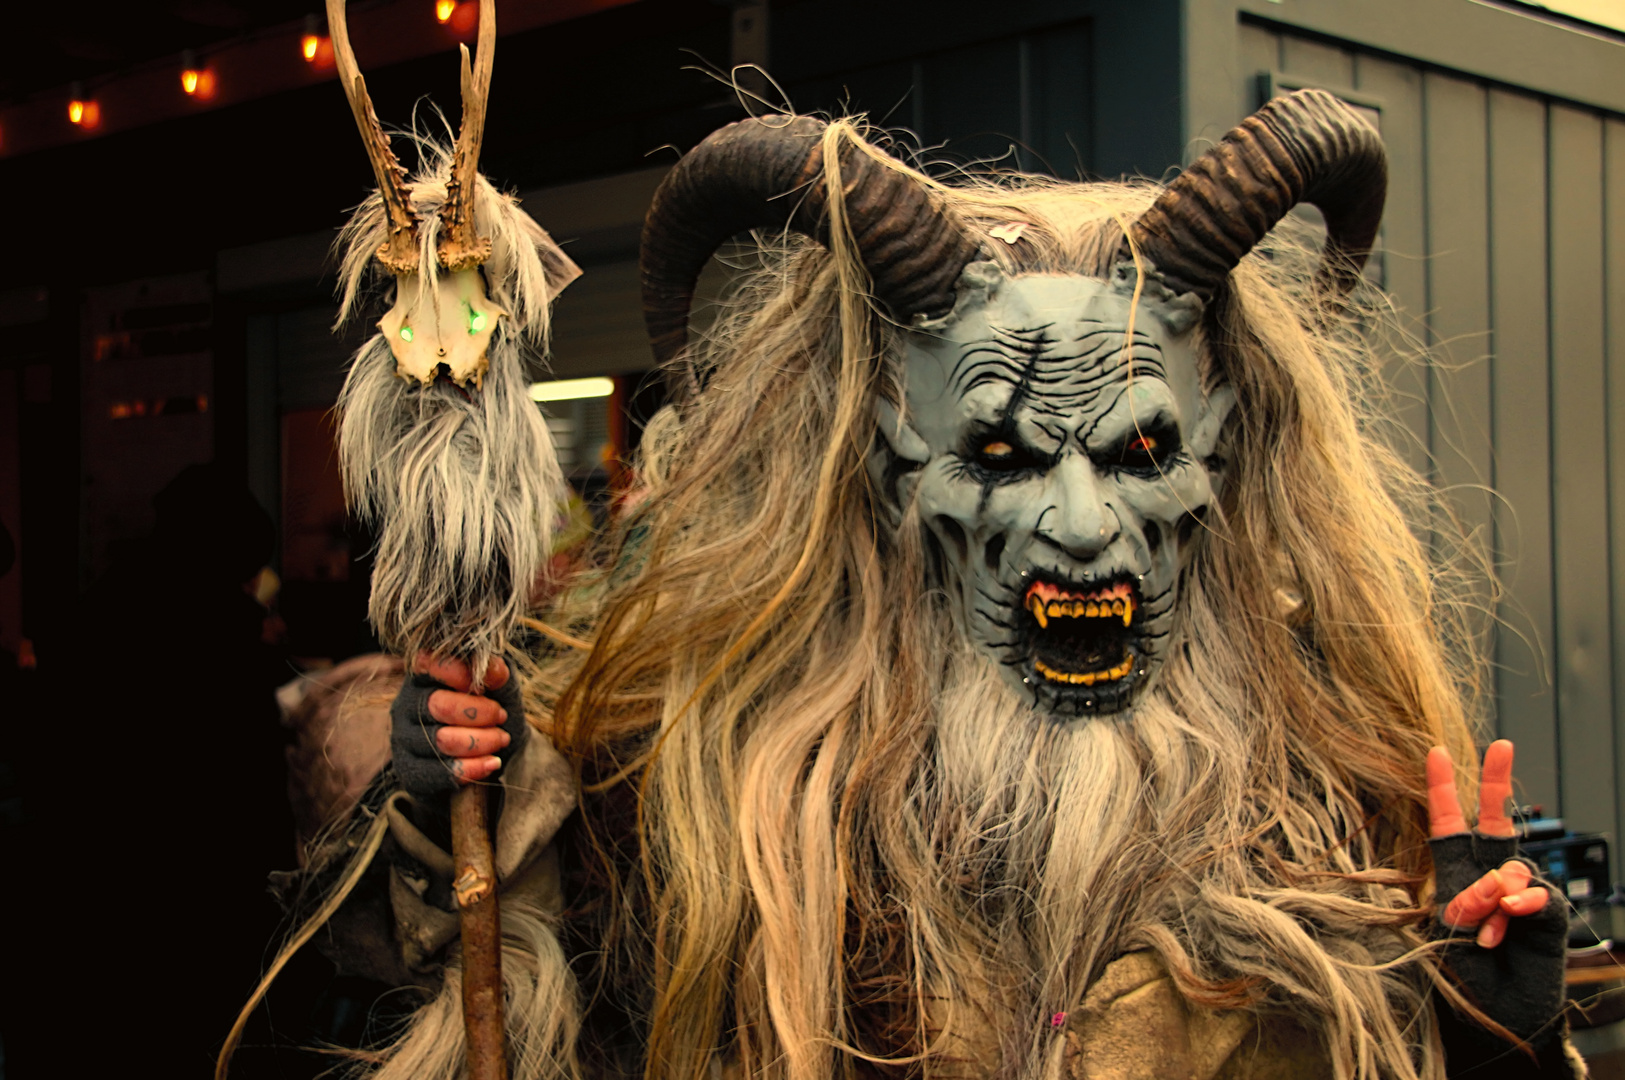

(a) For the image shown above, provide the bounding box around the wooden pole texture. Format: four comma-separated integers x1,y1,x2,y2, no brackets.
451,782,508,1080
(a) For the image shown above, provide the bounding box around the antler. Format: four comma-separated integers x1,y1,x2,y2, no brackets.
438,0,496,271
325,0,419,275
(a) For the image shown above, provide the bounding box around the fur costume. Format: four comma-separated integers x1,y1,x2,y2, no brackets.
257,93,1582,1080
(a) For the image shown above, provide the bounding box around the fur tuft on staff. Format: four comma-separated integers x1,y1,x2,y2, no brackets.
334,146,577,683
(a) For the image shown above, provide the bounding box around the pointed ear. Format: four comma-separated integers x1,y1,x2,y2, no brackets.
874,398,930,464
868,397,930,524
1189,384,1236,460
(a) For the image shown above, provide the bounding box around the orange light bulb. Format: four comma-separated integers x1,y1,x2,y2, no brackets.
435,0,456,22
181,69,200,94
68,100,83,124
301,33,320,60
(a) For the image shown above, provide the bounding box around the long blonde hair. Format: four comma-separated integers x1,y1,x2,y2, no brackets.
549,123,1484,1080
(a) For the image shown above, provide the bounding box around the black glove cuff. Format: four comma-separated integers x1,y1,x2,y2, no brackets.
1436,1001,1577,1078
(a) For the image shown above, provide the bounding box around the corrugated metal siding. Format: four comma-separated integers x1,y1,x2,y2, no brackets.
1243,22,1625,861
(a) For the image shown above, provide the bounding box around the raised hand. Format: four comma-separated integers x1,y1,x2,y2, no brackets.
1427,740,1572,1071
391,654,530,800
1427,740,1551,947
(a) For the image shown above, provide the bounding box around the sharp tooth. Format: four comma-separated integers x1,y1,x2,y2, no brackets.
1070,672,1085,684
1030,595,1048,629
1078,601,1092,617
1080,671,1096,686
1046,601,1063,619
1121,600,1132,627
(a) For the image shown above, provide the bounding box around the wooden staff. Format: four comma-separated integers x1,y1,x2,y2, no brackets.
325,1,511,1073
452,783,507,1079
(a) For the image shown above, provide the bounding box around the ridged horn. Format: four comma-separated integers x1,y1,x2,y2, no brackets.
326,0,419,275
327,0,497,275
1125,88,1387,300
438,0,496,272
640,117,982,368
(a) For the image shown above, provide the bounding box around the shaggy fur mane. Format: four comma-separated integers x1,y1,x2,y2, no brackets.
543,123,1486,1080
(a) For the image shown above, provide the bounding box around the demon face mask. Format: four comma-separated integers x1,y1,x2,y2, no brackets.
881,263,1233,717
636,90,1385,721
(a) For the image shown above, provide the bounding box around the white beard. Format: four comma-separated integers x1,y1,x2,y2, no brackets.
930,652,1152,1003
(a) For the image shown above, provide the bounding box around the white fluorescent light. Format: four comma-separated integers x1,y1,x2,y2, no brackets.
528,376,615,402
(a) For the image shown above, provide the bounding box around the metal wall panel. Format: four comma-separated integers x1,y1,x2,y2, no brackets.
1608,118,1625,870
1352,54,1431,475
1422,74,1497,711
1247,20,1625,858
1279,35,1353,89
1487,90,1559,813
1548,105,1615,840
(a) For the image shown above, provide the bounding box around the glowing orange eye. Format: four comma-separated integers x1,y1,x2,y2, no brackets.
1127,435,1158,454
981,441,1013,458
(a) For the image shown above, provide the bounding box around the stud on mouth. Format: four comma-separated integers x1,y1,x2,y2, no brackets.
1023,579,1138,686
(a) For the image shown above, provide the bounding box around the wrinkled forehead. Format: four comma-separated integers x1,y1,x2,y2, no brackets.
900,274,1203,445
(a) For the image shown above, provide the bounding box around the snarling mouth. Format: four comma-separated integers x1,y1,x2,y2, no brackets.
1023,579,1137,687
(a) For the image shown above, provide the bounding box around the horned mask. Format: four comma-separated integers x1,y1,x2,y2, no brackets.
329,0,504,388
640,91,1386,719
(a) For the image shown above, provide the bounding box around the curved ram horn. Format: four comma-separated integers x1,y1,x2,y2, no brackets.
1125,88,1387,301
438,0,496,271
640,117,982,374
326,0,420,275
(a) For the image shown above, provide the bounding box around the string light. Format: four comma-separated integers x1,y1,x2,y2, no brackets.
179,50,215,98
67,82,99,129
301,14,322,61
436,0,458,22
